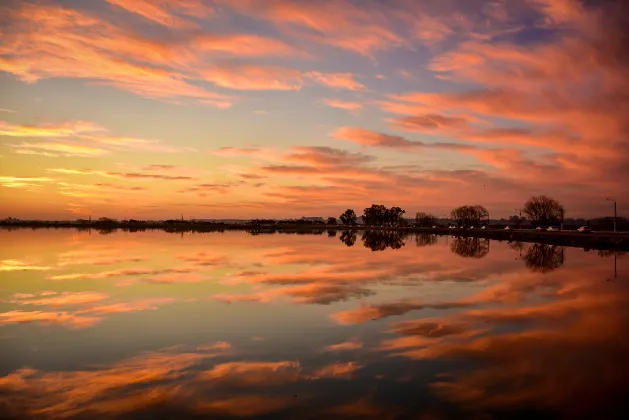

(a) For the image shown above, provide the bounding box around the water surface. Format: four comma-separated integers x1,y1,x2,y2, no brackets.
1,229,628,419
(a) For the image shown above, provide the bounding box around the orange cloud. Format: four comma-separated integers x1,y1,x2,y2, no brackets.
10,141,110,157
309,362,362,379
0,259,51,272
321,99,364,113
197,361,301,387
0,344,229,418
0,176,54,189
219,0,404,56
104,0,213,28
0,310,101,329
48,267,197,281
202,65,302,90
0,120,105,138
323,339,363,352
11,291,109,307
1,120,183,157
49,168,197,181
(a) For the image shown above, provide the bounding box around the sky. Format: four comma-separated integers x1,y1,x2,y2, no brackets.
1,0,628,220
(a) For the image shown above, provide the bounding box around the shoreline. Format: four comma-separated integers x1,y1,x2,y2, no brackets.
2,222,628,251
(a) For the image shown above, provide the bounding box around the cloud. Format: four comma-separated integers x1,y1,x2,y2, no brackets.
0,310,101,329
308,362,362,379
1,120,182,156
141,273,206,284
10,291,109,307
323,339,363,352
77,298,175,315
218,0,405,56
10,141,110,157
0,176,54,189
178,183,235,197
389,114,470,131
321,99,364,113
48,267,197,281
104,0,213,28
0,3,233,106
331,300,474,325
0,259,52,272
177,252,229,266
141,164,177,171
202,65,302,91
331,127,420,149
197,361,301,387
192,33,301,58
306,72,365,91
0,344,230,418
0,120,105,138
49,168,196,181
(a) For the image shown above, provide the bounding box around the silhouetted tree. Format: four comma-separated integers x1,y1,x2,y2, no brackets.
524,244,564,273
340,230,357,247
415,233,438,247
522,195,564,227
339,209,357,225
363,204,406,226
450,237,490,258
387,206,406,226
363,204,387,225
327,217,337,225
416,212,436,227
450,205,488,227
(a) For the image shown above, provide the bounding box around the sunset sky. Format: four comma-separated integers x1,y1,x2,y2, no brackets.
1,0,628,220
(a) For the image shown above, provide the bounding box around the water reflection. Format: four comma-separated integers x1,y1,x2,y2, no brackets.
339,230,356,247
415,233,438,247
450,237,490,259
1,229,627,419
361,230,406,251
524,244,565,273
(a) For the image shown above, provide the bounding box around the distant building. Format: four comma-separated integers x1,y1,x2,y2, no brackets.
300,217,325,223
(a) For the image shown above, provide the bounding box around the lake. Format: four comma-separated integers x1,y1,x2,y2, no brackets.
1,228,628,419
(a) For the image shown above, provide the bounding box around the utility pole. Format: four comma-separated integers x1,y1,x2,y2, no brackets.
606,198,617,233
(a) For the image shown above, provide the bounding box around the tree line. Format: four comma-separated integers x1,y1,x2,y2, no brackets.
337,195,570,228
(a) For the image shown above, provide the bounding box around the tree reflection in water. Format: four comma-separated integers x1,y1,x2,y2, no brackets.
450,237,490,259
415,233,438,248
598,249,626,258
327,229,337,237
361,230,408,251
524,243,564,273
339,230,357,247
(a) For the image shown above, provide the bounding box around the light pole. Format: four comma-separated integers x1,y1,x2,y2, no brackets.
606,197,617,233
514,208,522,229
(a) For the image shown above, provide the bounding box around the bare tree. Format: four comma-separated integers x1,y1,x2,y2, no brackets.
522,195,565,227
416,212,436,227
450,205,488,227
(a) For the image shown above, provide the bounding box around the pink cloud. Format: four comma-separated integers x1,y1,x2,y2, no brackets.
104,0,213,28
321,99,364,113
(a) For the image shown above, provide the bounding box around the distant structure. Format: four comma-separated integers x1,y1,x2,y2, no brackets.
300,216,325,223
